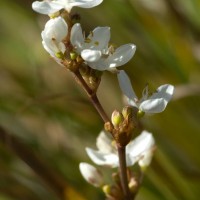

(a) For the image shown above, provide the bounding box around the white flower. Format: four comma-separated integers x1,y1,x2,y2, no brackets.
86,130,155,168
117,70,174,114
41,16,68,62
32,0,103,14
79,162,104,187
70,23,136,71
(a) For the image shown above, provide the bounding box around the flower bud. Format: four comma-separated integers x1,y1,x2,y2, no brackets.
79,163,104,187
122,106,132,118
111,110,123,127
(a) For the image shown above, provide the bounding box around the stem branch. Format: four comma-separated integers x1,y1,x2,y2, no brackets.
73,70,110,123
74,69,131,199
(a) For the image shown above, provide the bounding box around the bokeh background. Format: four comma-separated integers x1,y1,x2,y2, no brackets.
0,0,200,199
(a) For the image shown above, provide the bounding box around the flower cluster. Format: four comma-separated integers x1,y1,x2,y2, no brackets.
32,0,175,199
82,130,155,168
71,24,136,71
79,130,155,188
32,0,136,72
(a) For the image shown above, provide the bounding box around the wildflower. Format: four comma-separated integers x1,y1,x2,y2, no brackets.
79,162,104,187
41,16,68,63
32,0,103,15
117,70,174,114
86,130,155,168
70,23,136,71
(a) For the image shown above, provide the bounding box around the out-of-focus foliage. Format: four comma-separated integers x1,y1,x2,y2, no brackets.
0,0,200,199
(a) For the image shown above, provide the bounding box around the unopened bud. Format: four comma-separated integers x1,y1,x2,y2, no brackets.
79,163,104,187
122,106,133,118
111,110,123,127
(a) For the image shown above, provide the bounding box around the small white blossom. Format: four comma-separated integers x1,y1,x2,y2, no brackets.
79,162,104,187
117,70,174,114
70,23,136,71
32,0,103,15
41,16,68,63
86,130,155,168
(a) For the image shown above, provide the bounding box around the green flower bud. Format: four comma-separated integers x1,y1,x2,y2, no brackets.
111,110,123,127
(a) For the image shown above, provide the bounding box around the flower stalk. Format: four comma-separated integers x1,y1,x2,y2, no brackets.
117,145,131,200
73,69,110,123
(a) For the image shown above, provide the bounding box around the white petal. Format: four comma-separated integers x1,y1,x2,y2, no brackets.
106,44,136,68
86,148,119,167
81,49,102,62
127,130,155,158
41,17,67,56
117,70,138,103
86,58,108,70
150,84,174,102
126,153,139,166
140,98,166,113
45,17,68,42
87,27,110,50
42,39,53,56
140,84,174,113
69,0,103,9
96,131,114,154
70,23,84,52
79,162,103,187
138,150,154,168
32,1,64,14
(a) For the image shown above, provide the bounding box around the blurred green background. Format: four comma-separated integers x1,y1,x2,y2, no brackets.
0,0,200,199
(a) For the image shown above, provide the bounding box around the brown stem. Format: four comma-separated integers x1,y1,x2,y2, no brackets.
74,69,131,199
73,70,110,123
117,145,131,200
0,126,84,200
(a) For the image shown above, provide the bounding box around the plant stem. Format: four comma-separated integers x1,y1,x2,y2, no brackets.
73,70,110,123
74,69,131,199
117,145,131,200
